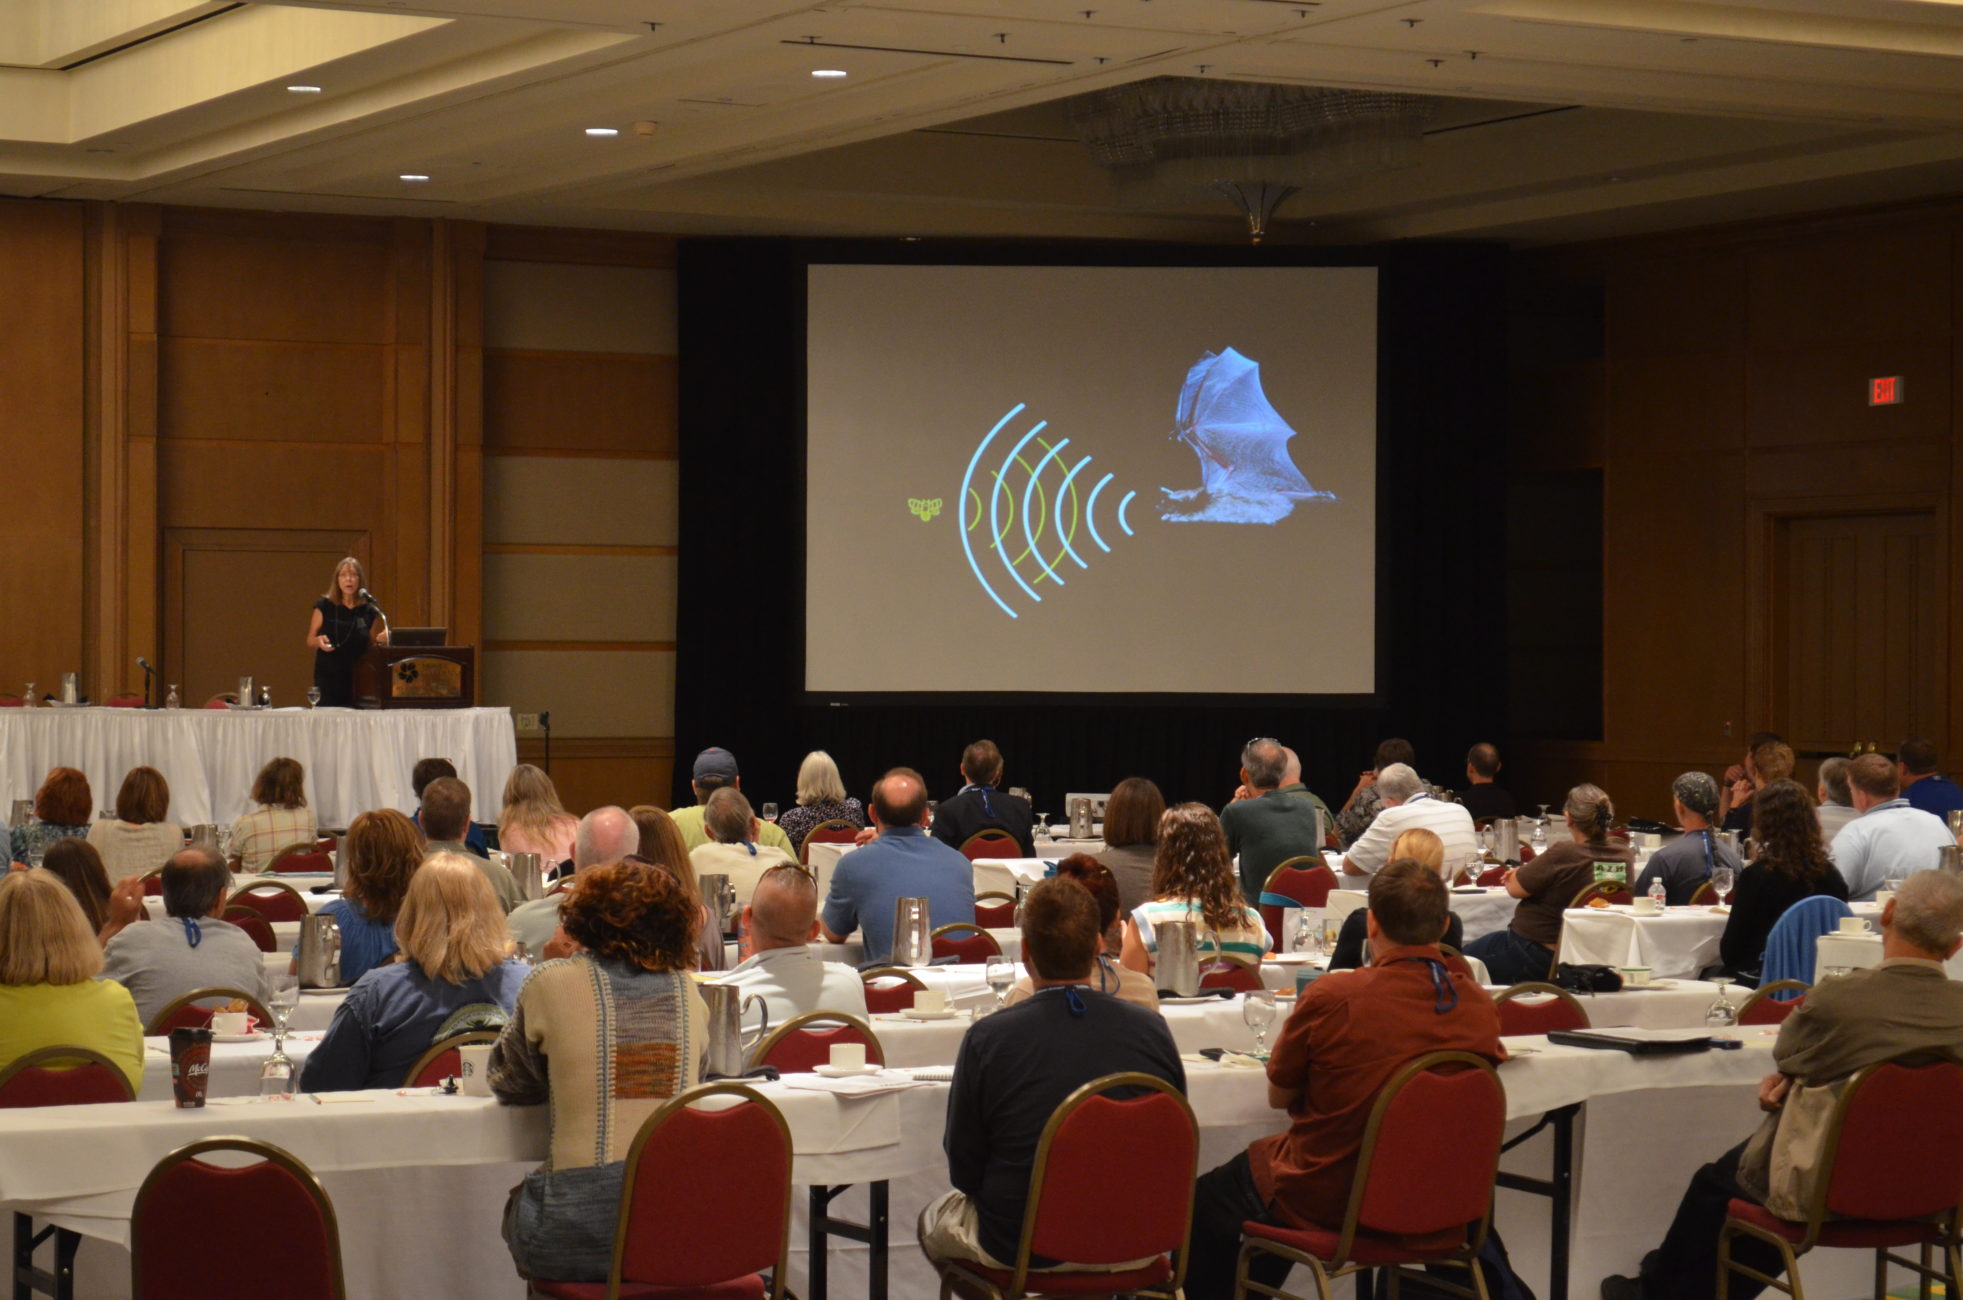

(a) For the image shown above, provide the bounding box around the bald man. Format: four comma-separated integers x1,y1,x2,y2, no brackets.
821,767,975,963
507,804,639,955
715,863,867,1031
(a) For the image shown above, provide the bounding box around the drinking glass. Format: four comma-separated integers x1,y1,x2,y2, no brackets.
1884,877,1905,896
1242,991,1277,1054
1537,803,1552,825
259,975,301,1095
925,800,938,826
22,682,33,707
1034,815,1052,843
1823,965,1853,980
1704,975,1737,1027
305,686,321,709
761,802,779,823
1709,865,1735,902
1530,821,1547,853
984,955,1015,1011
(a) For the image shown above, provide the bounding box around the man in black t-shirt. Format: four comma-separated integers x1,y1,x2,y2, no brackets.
929,738,1036,856
1458,742,1516,823
919,878,1185,1273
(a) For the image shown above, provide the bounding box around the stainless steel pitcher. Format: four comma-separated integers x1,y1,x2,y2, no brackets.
1155,919,1200,997
698,873,737,937
1492,818,1519,865
701,982,769,1077
1940,844,1963,877
1718,829,1743,860
891,896,932,967
189,824,220,854
296,914,342,988
507,852,544,902
1069,796,1094,841
1948,809,1963,839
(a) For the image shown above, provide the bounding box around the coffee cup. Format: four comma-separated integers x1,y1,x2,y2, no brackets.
169,1027,212,1108
829,1042,867,1072
1837,916,1874,936
458,1043,494,1096
210,1011,250,1037
1875,890,1896,907
1631,896,1660,916
1620,966,1652,986
912,987,947,1013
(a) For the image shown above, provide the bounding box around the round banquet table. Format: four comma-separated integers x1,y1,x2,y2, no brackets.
1558,900,1887,980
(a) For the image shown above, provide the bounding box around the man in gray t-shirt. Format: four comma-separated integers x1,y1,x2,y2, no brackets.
99,847,272,1029
1634,772,1741,906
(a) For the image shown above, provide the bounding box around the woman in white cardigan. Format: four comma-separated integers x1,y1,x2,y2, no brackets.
87,765,185,883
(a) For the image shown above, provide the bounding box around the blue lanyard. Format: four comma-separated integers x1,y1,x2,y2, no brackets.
1698,828,1714,876
180,917,203,949
1386,956,1459,1014
1034,982,1093,1016
961,783,997,819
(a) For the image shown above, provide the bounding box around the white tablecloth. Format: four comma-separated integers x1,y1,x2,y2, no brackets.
137,1034,323,1101
1327,885,1518,944
1561,901,1892,981
0,706,515,826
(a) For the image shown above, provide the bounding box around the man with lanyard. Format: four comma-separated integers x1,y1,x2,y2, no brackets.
929,738,1036,856
98,847,273,1029
1635,771,1740,906
686,786,795,911
1184,857,1505,1300
920,877,1184,1275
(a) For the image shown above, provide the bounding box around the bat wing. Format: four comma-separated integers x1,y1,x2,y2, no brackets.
1175,348,1318,497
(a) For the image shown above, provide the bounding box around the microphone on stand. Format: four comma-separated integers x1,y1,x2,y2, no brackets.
358,588,391,639
136,656,156,709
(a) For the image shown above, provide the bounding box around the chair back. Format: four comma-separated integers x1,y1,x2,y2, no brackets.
974,890,1018,929
609,1083,791,1296
0,1046,135,1108
1476,865,1509,886
146,987,276,1037
1568,879,1632,909
1687,879,1737,906
268,843,333,874
931,922,1002,962
1016,1073,1196,1288
1816,1060,1963,1226
1760,894,1855,988
105,694,146,707
234,880,308,922
1737,979,1809,1025
222,904,278,953
0,694,22,707
800,819,862,864
1343,1053,1506,1251
402,1030,503,1087
132,1137,344,1300
1198,956,1264,993
860,966,926,1014
957,829,1020,861
141,869,166,896
203,694,235,709
751,1011,883,1074
1492,982,1591,1035
1258,859,1337,948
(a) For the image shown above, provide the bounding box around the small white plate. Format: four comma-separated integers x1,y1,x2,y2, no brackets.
1618,980,1678,991
812,1063,883,1078
210,1031,266,1044
1159,995,1225,1005
901,1008,960,1021
1267,953,1313,964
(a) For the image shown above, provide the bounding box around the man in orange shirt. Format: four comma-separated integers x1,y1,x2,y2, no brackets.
1185,858,1506,1300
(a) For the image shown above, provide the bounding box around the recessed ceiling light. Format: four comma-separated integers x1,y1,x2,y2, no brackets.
584,127,619,137
399,173,431,183
287,84,322,94
811,68,848,78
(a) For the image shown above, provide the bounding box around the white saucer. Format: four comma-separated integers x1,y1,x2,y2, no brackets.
210,1031,266,1044
1268,953,1313,964
1159,995,1222,1005
812,1063,883,1077
901,1008,960,1021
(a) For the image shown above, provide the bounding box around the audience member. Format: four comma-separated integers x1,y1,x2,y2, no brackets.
1186,859,1504,1300
411,757,487,857
1898,737,1963,821
1813,755,1858,845
1464,783,1634,984
302,853,528,1091
1633,771,1739,906
10,767,93,867
1458,742,1517,822
86,766,185,883
822,769,975,963
1718,731,1782,831
1276,748,1338,849
1004,855,1159,1010
1717,779,1848,981
930,739,1036,856
688,787,797,908
1094,776,1164,917
1605,869,1963,1300
669,747,796,858
1334,738,1433,848
1341,762,1476,879
99,846,271,1029
1328,830,1466,969
775,750,868,854
0,868,144,1093
628,805,721,972
39,837,112,936
229,757,315,873
492,859,708,1283
313,809,419,983
496,764,578,868
507,805,639,956
1722,738,1791,834
1121,803,1271,973
422,777,521,912
715,862,866,1029
919,877,1183,1275
1221,738,1326,902
1830,753,1956,901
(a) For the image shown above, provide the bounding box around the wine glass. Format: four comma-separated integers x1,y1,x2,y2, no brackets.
1537,803,1552,825
305,685,321,709
1034,814,1052,843
925,800,938,826
760,802,779,823
1704,975,1737,1027
22,682,33,707
1530,820,1547,853
984,955,1015,1011
259,974,301,1095
1242,991,1277,1054
1709,865,1735,904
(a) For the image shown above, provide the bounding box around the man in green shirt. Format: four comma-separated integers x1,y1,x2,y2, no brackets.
671,746,797,858
1220,738,1326,903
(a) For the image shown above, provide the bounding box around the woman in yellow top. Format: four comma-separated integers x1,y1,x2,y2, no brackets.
0,868,145,1093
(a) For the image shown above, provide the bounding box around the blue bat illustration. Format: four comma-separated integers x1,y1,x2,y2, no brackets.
1159,347,1336,524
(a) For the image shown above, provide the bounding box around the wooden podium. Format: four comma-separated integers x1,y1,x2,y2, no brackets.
352,643,476,709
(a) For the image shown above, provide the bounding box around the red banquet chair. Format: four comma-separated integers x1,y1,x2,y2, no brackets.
145,986,275,1037
141,868,167,897
1236,1051,1507,1300
1718,1059,1963,1300
233,880,308,923
2,1047,135,1300
132,1138,344,1300
267,843,333,874
932,922,1002,963
1258,857,1338,951
799,819,862,865
402,1031,503,1088
957,830,1019,862
1738,980,1810,1027
1491,983,1591,1037
974,891,1018,930
861,966,928,1014
1199,958,1265,994
526,1082,793,1300
221,904,278,953
1475,866,1509,887
751,1011,884,1075
932,1072,1197,1299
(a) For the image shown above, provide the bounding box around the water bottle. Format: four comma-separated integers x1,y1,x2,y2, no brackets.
164,684,179,710
1648,876,1667,911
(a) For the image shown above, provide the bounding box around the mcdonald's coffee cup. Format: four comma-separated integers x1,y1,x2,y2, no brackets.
169,1027,212,1108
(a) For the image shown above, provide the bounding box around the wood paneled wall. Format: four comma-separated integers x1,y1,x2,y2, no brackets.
1511,201,1963,820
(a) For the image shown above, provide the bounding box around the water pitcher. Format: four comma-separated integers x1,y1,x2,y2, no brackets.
697,873,737,938
891,897,932,967
1155,919,1201,997
507,852,544,902
296,914,342,988
1491,818,1519,865
1069,796,1094,841
1940,844,1963,877
700,983,769,1077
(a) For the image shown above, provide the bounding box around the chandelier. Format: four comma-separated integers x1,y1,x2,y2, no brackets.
1068,78,1435,241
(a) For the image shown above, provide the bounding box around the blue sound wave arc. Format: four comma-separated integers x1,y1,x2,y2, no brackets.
1055,456,1091,570
1022,437,1069,587
994,419,1048,604
960,405,1024,619
1086,473,1115,554
1119,490,1137,537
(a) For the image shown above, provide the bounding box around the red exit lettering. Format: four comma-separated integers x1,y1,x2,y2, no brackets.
1869,376,1903,406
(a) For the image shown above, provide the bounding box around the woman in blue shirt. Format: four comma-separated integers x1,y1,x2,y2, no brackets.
295,808,419,985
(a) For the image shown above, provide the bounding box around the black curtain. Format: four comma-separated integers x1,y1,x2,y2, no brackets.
674,239,1509,815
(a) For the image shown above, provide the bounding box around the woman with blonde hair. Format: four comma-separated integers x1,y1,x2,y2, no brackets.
305,555,389,708
304,808,421,983
230,756,314,873
497,764,579,868
0,868,144,1092
775,750,868,854
300,852,528,1091
88,765,185,883
1326,829,1465,970
1120,803,1271,973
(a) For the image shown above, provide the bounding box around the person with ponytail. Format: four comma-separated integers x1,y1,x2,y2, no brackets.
1463,783,1635,984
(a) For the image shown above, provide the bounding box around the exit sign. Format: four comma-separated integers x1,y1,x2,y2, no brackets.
1870,376,1904,406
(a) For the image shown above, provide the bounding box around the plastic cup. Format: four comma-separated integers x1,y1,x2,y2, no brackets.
170,1028,213,1108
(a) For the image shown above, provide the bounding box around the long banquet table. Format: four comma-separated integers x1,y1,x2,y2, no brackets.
0,705,516,826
